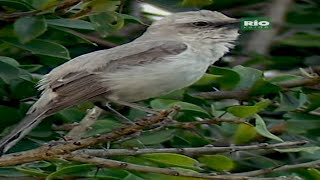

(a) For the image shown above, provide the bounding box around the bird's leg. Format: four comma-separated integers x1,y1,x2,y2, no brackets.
110,100,158,114
94,102,133,124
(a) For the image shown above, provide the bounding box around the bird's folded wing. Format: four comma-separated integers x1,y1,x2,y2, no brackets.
40,41,188,113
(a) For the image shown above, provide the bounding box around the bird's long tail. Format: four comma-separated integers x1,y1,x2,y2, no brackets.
0,109,48,155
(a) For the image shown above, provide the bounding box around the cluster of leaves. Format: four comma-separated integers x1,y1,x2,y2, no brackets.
0,0,320,179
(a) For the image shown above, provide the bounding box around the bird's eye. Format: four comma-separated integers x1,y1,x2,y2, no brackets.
192,21,209,27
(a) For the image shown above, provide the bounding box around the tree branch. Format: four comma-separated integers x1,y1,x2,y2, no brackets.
64,153,291,180
0,107,178,167
196,77,320,100
66,106,103,140
172,118,250,128
79,141,307,157
69,30,117,47
234,159,320,177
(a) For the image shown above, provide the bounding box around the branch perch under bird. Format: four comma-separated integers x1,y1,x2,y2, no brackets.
196,77,320,100
78,141,308,157
0,107,178,166
64,153,296,180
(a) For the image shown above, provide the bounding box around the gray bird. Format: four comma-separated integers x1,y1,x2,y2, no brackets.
0,10,240,154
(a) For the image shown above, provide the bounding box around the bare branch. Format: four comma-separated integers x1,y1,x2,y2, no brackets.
234,159,320,177
79,141,308,157
0,107,178,167
279,77,320,88
64,153,292,180
69,31,117,47
196,77,320,100
172,118,250,128
66,106,103,140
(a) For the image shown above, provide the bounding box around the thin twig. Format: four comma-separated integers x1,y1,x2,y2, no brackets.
196,77,320,100
234,159,320,177
79,141,308,157
66,106,103,140
172,118,249,128
70,31,117,47
279,77,320,88
0,107,179,167
64,153,291,180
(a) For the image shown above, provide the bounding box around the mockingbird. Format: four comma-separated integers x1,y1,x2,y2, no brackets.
0,10,240,154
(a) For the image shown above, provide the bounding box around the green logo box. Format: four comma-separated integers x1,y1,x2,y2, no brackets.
241,17,272,30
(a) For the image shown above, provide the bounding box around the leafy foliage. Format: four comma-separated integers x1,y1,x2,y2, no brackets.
0,0,319,179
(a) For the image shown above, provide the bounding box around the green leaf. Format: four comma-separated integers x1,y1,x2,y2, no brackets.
182,0,213,7
150,99,209,117
46,164,95,180
192,73,221,86
9,80,37,99
14,16,47,43
276,92,307,112
0,56,19,66
84,0,120,13
121,14,144,24
269,74,302,84
0,57,20,83
89,12,124,37
123,173,145,180
0,167,26,177
255,114,283,142
275,146,320,154
123,129,175,145
279,34,320,47
233,124,257,144
49,26,96,45
138,167,205,180
0,0,35,10
47,19,95,30
28,0,58,10
233,65,263,90
84,119,121,137
22,161,52,168
174,130,210,147
228,106,258,118
19,64,43,72
307,168,320,179
249,79,281,96
198,155,234,171
227,100,271,118
15,167,47,176
306,93,320,111
208,66,240,90
140,153,199,170
285,112,320,134
0,105,22,129
2,38,70,59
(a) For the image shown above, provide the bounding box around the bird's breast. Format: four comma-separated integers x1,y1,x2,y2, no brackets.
104,51,210,102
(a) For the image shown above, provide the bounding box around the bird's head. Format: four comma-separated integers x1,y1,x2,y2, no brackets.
146,10,240,46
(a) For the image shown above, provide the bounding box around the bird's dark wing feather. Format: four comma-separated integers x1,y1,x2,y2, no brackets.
45,41,188,113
